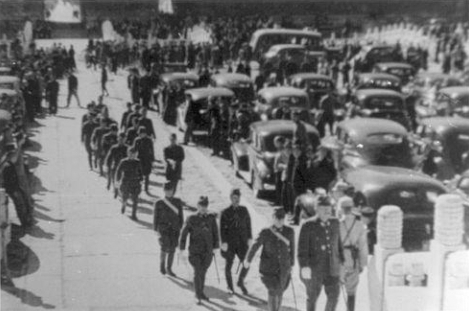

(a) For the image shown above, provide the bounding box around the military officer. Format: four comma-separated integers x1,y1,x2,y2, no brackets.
244,207,295,311
153,182,184,277
163,133,185,193
179,196,219,304
338,197,368,311
81,113,99,170
105,132,128,197
101,124,119,176
138,107,156,140
125,116,141,146
298,195,344,311
133,126,155,192
91,118,111,175
220,189,252,294
120,102,133,130
115,147,143,220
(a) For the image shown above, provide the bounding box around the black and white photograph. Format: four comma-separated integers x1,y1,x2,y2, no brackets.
0,0,469,310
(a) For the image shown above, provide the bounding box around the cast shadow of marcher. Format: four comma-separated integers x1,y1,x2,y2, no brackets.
25,224,55,240
33,208,65,223
1,282,56,309
25,154,47,169
6,238,40,277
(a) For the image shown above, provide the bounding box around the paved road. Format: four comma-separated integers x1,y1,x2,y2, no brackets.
1,41,368,311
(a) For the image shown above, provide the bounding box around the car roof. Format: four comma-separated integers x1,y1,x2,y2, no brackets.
251,120,319,137
185,87,234,101
420,117,469,134
268,44,306,51
258,87,308,100
338,118,407,140
343,165,447,195
0,76,19,83
375,62,414,69
438,86,469,98
211,73,253,85
160,72,198,82
289,73,333,82
358,73,402,83
355,88,404,99
0,89,17,96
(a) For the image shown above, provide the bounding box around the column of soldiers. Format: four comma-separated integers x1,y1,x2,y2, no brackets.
80,98,185,221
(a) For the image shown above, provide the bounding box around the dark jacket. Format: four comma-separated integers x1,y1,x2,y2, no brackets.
179,213,219,254
285,154,308,194
163,144,185,181
246,225,295,275
133,136,154,175
220,205,252,246
101,132,118,158
105,143,128,170
68,74,78,91
139,117,155,139
153,197,184,235
298,217,344,277
91,126,110,153
115,158,143,186
82,120,99,149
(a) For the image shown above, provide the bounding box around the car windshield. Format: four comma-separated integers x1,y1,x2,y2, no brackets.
364,134,413,167
388,68,413,77
306,79,333,90
274,96,308,109
386,188,442,210
360,79,400,90
364,96,403,110
366,133,404,144
367,47,396,61
263,132,317,152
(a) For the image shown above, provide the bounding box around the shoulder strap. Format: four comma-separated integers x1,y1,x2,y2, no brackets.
162,198,179,215
342,217,357,246
269,227,290,247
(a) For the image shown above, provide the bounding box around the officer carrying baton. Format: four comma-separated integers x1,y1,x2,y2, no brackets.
213,253,221,284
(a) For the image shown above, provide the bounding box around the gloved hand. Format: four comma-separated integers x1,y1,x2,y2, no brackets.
301,267,312,280
243,261,251,269
220,243,228,252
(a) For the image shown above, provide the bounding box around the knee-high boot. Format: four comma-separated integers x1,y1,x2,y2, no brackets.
347,295,355,311
167,251,176,276
160,251,167,275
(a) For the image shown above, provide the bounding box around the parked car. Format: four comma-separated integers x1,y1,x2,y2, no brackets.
210,73,255,102
355,45,404,73
348,89,412,130
355,73,402,92
430,86,469,118
0,76,21,92
330,118,416,169
288,73,335,108
406,72,462,105
260,44,323,76
0,89,25,115
177,87,235,133
373,62,416,85
231,120,320,197
416,117,469,179
340,165,447,251
0,67,12,76
255,86,311,122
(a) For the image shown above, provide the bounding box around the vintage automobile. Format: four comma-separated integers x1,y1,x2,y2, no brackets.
416,117,469,179
249,28,322,61
157,72,199,124
406,72,462,105
0,89,25,115
0,67,12,76
348,89,412,130
373,62,416,85
354,73,402,92
210,73,255,102
0,76,21,92
254,86,311,122
341,165,447,251
231,120,320,197
329,118,416,170
354,45,404,73
177,87,235,134
288,73,335,108
259,44,323,76
429,86,469,118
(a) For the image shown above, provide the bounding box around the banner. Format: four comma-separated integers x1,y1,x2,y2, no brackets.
44,0,82,23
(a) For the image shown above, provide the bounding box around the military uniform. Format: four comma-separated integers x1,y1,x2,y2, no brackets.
298,217,344,311
133,136,154,191
154,196,184,275
81,118,99,169
105,143,128,194
163,144,185,192
125,125,139,146
340,214,368,311
220,204,252,292
115,157,143,218
179,212,219,300
246,224,295,311
101,132,118,171
91,126,110,174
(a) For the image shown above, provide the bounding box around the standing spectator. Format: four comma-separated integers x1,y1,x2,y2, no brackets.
45,75,59,115
338,197,368,311
133,126,155,193
341,60,351,86
317,90,338,137
220,189,252,295
101,64,109,97
243,207,295,311
310,145,337,191
154,182,184,277
163,133,185,193
179,196,219,304
183,94,196,145
298,195,344,311
284,141,306,218
139,70,152,109
128,68,140,104
82,113,99,170
66,71,81,108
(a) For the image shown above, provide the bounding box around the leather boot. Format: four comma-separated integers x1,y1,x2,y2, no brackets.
347,295,355,311
237,267,249,295
167,252,176,277
160,251,167,275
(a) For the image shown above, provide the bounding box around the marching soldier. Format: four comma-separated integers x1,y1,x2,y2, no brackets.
338,197,368,311
243,207,295,311
133,126,155,192
105,132,128,196
81,113,99,170
45,75,59,115
298,195,344,311
120,102,133,131
91,118,110,175
220,189,252,295
179,196,219,304
125,116,140,146
101,124,119,172
126,104,141,129
153,182,184,277
115,147,143,220
163,133,185,193
139,107,156,140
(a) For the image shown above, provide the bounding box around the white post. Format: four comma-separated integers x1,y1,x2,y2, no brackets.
427,194,466,311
